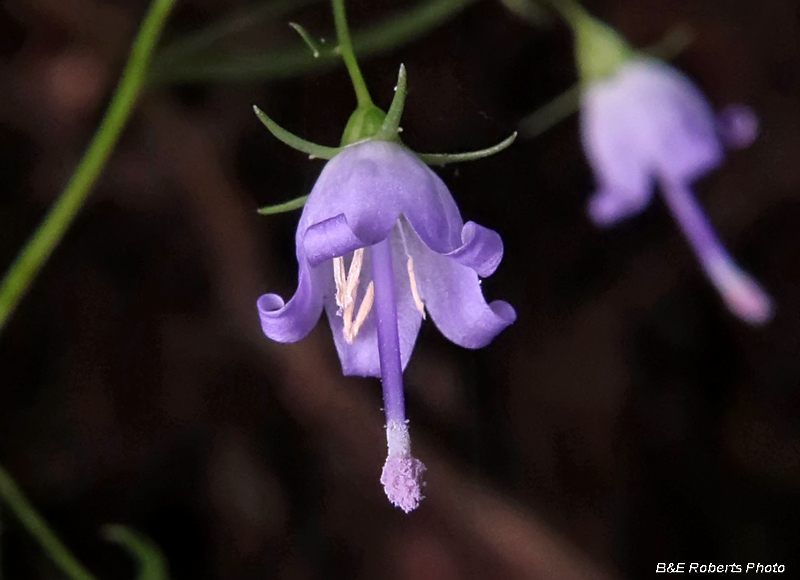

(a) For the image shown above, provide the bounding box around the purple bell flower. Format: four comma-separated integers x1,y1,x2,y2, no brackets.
581,57,773,324
257,138,516,511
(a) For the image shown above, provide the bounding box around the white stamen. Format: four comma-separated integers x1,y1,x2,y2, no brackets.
346,281,374,343
333,249,373,342
333,256,348,314
397,224,425,318
342,299,355,340
406,257,425,318
345,248,364,305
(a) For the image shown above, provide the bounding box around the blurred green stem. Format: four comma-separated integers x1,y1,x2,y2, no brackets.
155,0,324,67
150,0,478,84
0,465,98,580
332,0,373,107
0,0,177,335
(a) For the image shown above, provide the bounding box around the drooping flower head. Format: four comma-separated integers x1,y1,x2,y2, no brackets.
564,0,773,324
254,55,516,511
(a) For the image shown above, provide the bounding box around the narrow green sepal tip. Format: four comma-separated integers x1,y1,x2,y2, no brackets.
253,105,340,159
258,195,309,215
289,22,323,58
575,16,634,82
417,132,518,166
375,63,407,142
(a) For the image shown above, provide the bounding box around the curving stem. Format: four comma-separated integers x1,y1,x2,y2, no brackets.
332,0,373,108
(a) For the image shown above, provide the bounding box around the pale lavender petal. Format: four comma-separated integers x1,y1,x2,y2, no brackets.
257,258,326,342
581,71,654,225
620,59,723,181
404,225,516,349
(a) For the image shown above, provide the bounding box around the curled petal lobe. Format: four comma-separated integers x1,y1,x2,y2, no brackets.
443,221,504,278
405,224,516,349
303,214,366,267
257,259,327,343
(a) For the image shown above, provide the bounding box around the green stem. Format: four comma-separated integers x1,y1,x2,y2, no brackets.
0,464,98,580
518,85,580,138
0,0,177,335
332,0,372,107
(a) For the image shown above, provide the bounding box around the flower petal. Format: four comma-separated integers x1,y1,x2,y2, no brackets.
322,229,424,377
629,59,723,181
586,185,652,226
303,214,366,267
257,256,327,343
443,221,504,277
298,140,464,258
581,71,654,225
581,58,726,225
405,225,516,349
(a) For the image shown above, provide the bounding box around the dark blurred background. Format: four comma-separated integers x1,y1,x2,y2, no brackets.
1,0,799,578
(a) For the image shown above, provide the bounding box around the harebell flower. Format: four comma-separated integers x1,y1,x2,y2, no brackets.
254,1,516,511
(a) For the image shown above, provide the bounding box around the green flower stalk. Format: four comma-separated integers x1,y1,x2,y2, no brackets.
0,0,177,335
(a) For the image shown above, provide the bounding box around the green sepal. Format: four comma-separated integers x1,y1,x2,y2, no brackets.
374,64,407,142
417,132,518,166
574,14,634,82
253,106,340,159
258,195,309,215
103,525,169,580
289,22,325,58
340,104,387,146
